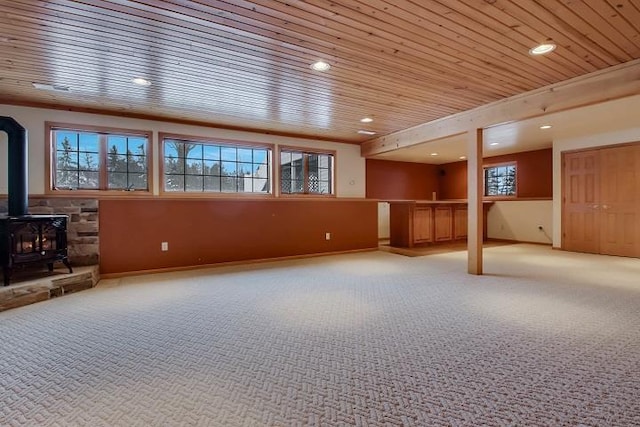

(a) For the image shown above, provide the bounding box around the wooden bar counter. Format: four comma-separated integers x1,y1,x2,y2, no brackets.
388,200,493,248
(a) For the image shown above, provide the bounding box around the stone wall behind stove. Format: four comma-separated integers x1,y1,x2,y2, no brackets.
0,198,99,266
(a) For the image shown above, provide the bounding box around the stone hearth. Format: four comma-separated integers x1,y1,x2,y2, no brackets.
0,265,99,312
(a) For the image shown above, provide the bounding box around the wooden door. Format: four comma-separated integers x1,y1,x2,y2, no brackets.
413,206,433,244
599,145,640,257
562,150,600,253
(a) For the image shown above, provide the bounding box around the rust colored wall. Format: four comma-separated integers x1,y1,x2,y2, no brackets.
366,159,439,200
99,198,378,274
438,162,468,200
439,148,553,199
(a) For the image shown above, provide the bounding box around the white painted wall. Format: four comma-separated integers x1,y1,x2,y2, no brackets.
0,104,366,198
377,202,390,239
487,200,553,244
552,126,640,247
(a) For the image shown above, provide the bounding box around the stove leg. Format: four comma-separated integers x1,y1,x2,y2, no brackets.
47,263,54,272
62,258,73,274
3,267,10,286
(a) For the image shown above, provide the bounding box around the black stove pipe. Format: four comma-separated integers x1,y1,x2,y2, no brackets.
0,116,28,217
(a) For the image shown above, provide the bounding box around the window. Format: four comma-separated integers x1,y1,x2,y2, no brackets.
484,163,516,196
162,136,271,194
280,148,334,195
49,124,150,191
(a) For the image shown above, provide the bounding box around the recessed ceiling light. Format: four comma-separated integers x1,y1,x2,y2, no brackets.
490,142,500,146
360,117,373,123
529,43,556,55
430,152,438,156
357,130,376,135
540,125,552,129
132,77,152,86
32,82,70,92
310,61,331,72
459,156,467,160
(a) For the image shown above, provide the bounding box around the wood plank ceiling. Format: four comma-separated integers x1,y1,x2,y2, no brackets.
0,0,639,144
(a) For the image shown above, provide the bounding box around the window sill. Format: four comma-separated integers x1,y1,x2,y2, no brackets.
158,191,275,199
45,190,153,198
278,193,336,198
483,195,517,201
482,196,552,201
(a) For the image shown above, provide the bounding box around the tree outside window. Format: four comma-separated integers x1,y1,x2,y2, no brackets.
484,164,516,196
162,138,271,194
51,126,149,191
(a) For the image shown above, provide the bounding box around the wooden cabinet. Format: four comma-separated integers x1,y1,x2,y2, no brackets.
434,207,452,241
453,206,468,239
562,143,640,258
389,201,491,248
413,207,433,243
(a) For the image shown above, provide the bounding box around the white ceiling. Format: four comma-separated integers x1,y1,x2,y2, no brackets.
371,94,640,164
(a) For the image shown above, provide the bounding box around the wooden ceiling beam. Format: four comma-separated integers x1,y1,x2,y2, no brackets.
361,59,640,157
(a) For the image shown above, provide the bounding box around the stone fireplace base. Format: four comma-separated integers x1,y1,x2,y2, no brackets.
0,265,99,312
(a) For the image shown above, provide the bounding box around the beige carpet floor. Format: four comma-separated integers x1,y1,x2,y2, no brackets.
1,244,639,426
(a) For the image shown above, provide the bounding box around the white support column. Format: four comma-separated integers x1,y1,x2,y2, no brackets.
467,129,483,275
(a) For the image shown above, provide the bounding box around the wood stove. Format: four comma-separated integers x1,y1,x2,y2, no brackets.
1,116,72,286
1,216,72,286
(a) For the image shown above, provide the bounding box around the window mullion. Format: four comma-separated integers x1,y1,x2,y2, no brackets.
182,152,187,191
303,153,309,194
74,133,80,189
125,137,130,190
99,134,108,190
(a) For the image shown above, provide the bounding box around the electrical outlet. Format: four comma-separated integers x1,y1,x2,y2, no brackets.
161,241,169,251
325,232,331,240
